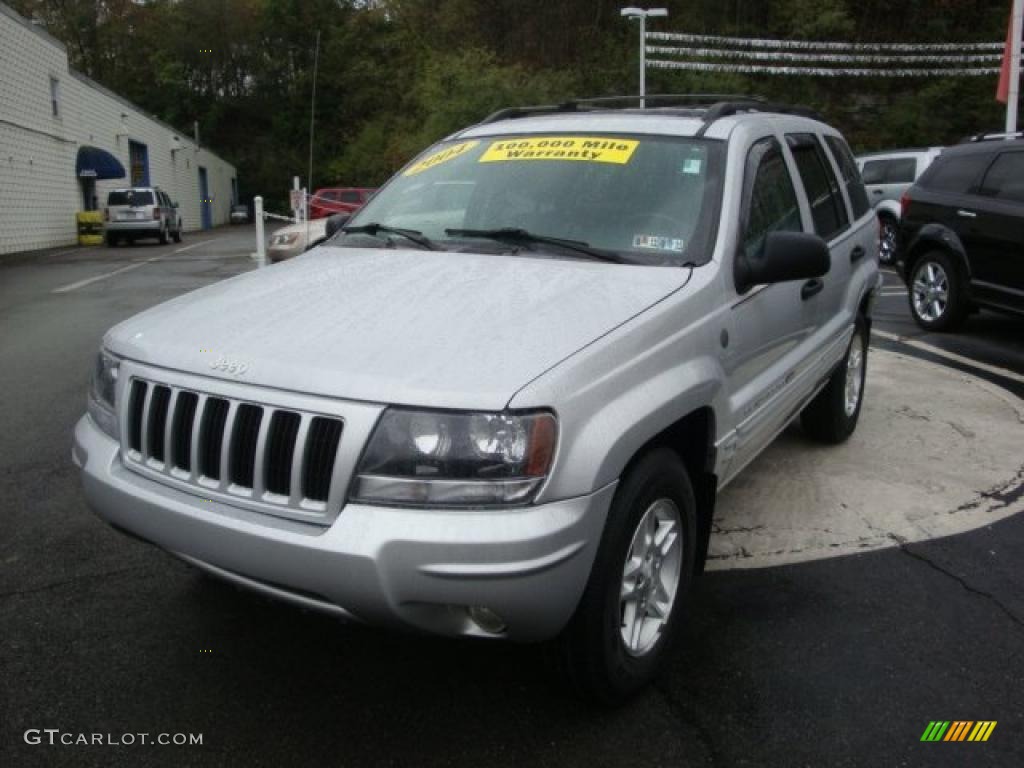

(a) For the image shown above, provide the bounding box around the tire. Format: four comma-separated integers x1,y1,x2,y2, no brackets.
908,250,968,332
158,224,169,245
559,447,698,704
878,214,898,265
801,316,868,444
173,223,182,243
105,233,118,247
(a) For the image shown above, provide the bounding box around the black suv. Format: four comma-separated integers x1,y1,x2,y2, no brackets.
898,134,1024,331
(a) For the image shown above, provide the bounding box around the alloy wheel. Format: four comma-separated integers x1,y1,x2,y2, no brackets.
912,260,949,323
619,498,683,657
844,332,864,417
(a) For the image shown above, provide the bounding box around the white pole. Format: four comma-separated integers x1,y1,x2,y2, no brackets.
639,14,646,107
1008,0,1024,134
254,195,266,268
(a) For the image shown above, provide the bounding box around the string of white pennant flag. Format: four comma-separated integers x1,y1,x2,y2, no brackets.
645,30,1004,76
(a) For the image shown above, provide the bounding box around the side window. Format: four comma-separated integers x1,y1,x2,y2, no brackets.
788,133,850,240
978,152,1024,203
886,158,917,183
742,137,802,259
919,153,991,194
860,160,886,185
340,190,361,203
824,136,870,219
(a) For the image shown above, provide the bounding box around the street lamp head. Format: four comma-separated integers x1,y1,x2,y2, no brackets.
620,6,668,17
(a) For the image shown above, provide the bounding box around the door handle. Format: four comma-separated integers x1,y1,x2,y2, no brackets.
956,209,977,219
850,245,866,263
801,278,824,300
872,189,883,195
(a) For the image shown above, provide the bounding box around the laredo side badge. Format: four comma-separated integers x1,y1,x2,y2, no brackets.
480,137,639,165
403,141,479,176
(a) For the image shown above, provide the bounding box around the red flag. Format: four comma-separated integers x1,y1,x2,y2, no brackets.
998,6,1014,103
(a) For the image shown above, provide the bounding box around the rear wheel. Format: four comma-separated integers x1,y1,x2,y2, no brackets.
105,233,118,247
158,224,169,245
878,214,898,265
559,448,697,704
173,223,182,243
801,317,868,444
909,251,968,331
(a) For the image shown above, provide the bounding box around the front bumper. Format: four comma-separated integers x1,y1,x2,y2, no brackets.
73,415,613,641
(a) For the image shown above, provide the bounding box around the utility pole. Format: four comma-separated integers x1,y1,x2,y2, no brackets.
620,7,668,107
1008,0,1023,134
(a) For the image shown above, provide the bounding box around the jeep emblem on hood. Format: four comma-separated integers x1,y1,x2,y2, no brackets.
210,354,249,376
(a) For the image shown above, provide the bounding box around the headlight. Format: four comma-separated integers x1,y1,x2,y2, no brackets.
271,232,299,246
351,409,557,507
88,349,120,439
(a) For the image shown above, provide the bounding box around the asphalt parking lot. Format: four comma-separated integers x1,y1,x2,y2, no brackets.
1,231,1022,767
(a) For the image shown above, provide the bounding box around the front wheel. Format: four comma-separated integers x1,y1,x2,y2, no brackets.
801,317,868,444
559,448,697,703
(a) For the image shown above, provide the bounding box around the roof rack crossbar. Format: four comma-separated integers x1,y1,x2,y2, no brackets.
477,93,824,131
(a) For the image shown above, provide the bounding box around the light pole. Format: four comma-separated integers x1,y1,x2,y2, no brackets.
620,6,668,108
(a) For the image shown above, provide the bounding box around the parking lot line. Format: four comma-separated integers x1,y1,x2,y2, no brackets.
51,240,211,294
874,329,1024,385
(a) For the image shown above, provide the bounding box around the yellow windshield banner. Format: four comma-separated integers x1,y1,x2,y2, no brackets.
403,140,479,176
479,137,639,165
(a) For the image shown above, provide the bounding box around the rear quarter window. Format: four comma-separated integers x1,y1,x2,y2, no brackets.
918,153,991,194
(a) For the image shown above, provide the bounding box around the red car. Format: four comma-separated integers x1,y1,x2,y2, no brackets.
308,187,375,219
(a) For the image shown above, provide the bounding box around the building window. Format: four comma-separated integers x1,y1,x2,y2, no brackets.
129,140,150,186
49,76,60,117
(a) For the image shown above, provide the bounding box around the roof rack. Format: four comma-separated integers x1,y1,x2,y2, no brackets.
959,130,1024,144
478,94,824,133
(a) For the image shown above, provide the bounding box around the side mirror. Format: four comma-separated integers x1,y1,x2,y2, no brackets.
735,231,830,293
325,213,351,238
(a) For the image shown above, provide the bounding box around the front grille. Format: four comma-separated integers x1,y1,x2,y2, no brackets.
123,378,345,520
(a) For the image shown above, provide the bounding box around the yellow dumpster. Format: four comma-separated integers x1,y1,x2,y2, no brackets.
77,211,104,246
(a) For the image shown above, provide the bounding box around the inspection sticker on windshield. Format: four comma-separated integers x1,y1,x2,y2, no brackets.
403,140,479,176
480,137,639,164
633,234,685,252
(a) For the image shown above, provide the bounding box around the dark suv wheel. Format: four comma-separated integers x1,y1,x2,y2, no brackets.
908,250,968,331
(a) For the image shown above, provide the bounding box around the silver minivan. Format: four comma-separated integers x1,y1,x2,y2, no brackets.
856,148,942,263
104,187,183,246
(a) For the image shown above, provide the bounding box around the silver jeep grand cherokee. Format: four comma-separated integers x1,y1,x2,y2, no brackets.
74,96,880,701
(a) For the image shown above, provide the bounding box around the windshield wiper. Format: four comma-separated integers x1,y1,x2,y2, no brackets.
445,227,629,264
342,222,438,250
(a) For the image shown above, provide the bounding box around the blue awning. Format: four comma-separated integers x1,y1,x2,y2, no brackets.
76,146,126,180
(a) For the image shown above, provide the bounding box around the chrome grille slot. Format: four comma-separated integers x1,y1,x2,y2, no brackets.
127,380,147,453
199,398,229,480
170,392,199,471
120,373,356,525
229,404,263,488
146,386,171,462
265,411,301,496
304,417,344,502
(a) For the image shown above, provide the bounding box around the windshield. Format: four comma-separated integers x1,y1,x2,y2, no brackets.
343,133,724,265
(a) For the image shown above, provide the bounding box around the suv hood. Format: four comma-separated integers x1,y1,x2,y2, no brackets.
106,247,691,410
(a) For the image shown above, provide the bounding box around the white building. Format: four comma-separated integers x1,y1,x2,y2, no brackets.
0,1,238,255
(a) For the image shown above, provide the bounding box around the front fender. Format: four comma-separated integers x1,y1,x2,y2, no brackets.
509,274,724,502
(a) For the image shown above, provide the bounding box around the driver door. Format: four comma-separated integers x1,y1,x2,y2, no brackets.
719,135,822,483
